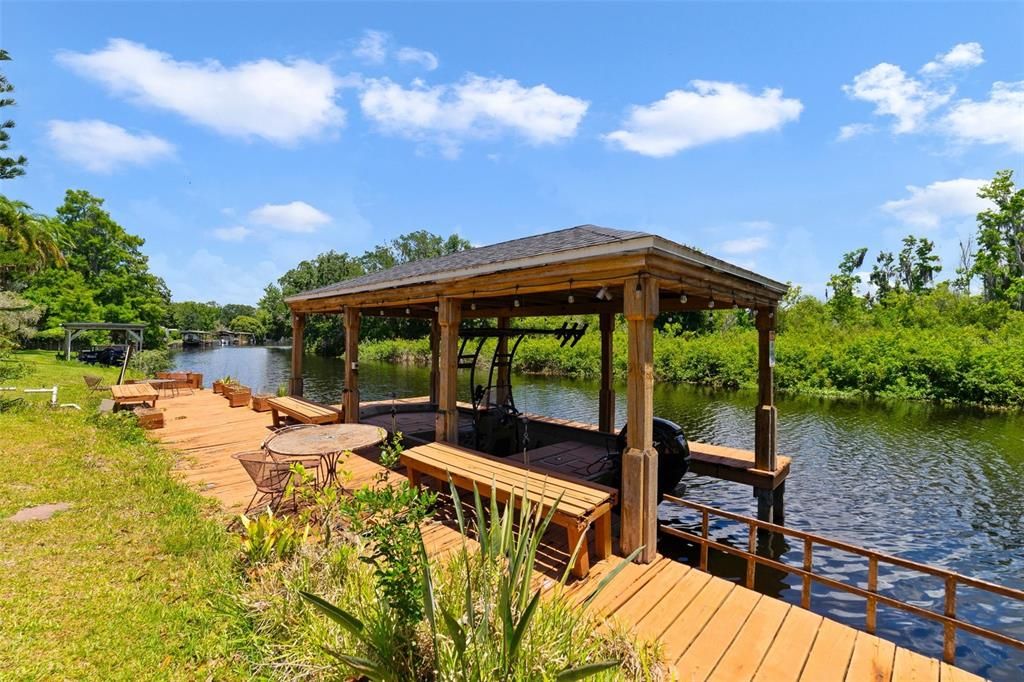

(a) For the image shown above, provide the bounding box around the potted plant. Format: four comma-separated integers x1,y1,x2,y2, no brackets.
227,384,252,408
212,375,232,394
251,389,273,412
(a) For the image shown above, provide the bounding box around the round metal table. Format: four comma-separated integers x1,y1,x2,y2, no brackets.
264,423,386,488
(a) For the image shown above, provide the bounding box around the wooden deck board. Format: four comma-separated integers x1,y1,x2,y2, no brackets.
150,390,976,682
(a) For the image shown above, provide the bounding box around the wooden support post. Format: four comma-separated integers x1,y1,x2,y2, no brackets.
429,317,440,405
621,275,658,564
289,313,305,396
495,316,511,406
599,312,615,433
435,298,461,443
64,328,73,361
343,307,360,423
754,308,778,473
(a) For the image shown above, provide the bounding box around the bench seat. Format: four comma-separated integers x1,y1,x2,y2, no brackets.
267,396,343,427
401,442,618,579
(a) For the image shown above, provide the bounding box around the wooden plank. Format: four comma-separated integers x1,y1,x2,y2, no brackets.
598,312,614,433
436,297,460,443
938,661,985,682
675,586,762,676
753,606,824,682
845,631,896,682
708,593,790,682
632,565,713,642
604,559,688,625
799,617,858,682
658,577,735,664
891,647,941,682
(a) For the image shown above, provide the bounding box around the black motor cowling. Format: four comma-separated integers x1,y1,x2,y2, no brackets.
614,417,691,499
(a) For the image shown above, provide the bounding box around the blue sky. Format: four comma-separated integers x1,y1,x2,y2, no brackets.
2,1,1022,304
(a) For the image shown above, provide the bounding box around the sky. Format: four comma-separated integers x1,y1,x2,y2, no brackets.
2,1,1022,305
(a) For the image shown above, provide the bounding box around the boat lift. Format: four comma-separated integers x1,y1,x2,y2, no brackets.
457,321,587,452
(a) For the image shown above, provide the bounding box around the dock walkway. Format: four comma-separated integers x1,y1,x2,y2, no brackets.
154,390,981,681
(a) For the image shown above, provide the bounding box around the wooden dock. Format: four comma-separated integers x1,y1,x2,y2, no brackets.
153,390,982,681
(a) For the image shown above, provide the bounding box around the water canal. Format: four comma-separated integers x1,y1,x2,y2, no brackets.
172,345,1024,679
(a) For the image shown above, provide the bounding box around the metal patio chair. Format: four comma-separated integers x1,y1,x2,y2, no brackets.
261,423,325,488
233,450,299,514
83,374,110,393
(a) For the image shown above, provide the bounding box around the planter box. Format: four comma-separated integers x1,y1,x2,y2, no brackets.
221,383,241,400
251,394,273,412
212,380,226,395
227,386,251,408
188,372,203,390
133,406,164,429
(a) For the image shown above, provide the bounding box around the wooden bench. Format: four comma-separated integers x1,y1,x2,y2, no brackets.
401,442,618,579
267,396,344,428
110,383,158,411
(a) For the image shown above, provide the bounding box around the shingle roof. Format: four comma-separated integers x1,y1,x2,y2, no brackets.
287,225,650,301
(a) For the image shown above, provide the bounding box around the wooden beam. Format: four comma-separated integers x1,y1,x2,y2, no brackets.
429,316,440,405
435,297,461,443
496,316,511,406
289,313,305,396
755,308,777,473
343,307,360,423
621,274,658,563
599,312,615,433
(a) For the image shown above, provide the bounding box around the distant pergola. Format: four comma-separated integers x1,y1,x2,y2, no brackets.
284,225,788,563
62,322,146,360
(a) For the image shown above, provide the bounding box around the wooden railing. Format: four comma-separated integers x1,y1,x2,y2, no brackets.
660,495,1024,665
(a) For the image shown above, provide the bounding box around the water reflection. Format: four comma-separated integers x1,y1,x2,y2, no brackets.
172,346,1024,680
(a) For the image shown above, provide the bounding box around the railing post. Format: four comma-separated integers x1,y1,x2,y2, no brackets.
700,508,709,571
746,522,756,588
802,538,813,610
867,556,878,633
944,576,957,663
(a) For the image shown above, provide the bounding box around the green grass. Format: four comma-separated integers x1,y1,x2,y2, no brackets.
0,351,248,680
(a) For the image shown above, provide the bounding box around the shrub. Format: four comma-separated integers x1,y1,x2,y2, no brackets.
128,349,172,376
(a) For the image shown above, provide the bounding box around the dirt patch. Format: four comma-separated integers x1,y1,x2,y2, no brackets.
8,502,72,522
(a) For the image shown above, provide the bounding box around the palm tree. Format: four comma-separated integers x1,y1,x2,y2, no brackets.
0,196,66,281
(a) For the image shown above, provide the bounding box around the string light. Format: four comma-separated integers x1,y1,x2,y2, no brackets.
567,279,574,304
513,286,520,308
679,293,688,304
708,299,715,309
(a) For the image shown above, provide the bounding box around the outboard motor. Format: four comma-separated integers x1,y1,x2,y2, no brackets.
614,417,691,500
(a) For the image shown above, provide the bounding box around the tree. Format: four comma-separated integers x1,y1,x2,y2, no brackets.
219,303,256,326
276,251,365,354
897,236,941,293
954,236,975,294
826,247,867,321
168,300,221,331
24,190,170,346
973,170,1024,310
257,284,290,341
0,195,65,288
0,50,27,180
229,314,265,341
869,250,898,299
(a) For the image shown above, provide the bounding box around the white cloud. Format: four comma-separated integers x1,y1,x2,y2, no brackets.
353,30,438,71
353,30,389,64
247,201,331,233
739,220,775,231
920,42,984,77
603,81,802,157
212,225,252,242
46,119,174,172
396,46,439,71
941,81,1024,152
836,122,874,141
720,236,770,255
360,74,588,155
153,249,280,305
842,63,950,134
56,39,344,145
881,178,990,229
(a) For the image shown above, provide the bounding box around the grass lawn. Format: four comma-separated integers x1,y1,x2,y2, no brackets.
0,351,248,679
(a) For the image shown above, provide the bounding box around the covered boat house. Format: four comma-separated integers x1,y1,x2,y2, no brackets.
284,225,790,562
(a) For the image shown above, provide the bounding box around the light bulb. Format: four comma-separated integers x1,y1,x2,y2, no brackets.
568,294,575,304
680,294,688,304
405,307,411,315
470,302,477,311
708,300,715,309
513,298,521,308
